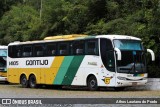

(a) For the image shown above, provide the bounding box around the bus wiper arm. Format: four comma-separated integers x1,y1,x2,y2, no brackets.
120,68,131,70
128,63,135,73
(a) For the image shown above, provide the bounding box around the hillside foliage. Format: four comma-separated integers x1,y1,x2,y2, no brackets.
0,0,159,77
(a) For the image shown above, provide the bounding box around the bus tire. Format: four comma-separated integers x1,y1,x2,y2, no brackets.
114,87,125,91
5,81,9,84
20,75,28,88
87,76,98,91
29,75,37,88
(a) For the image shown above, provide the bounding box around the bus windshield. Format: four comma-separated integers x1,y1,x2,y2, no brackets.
114,40,142,50
113,40,146,74
0,49,7,68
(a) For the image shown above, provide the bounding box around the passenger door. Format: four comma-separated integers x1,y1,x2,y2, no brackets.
100,39,116,86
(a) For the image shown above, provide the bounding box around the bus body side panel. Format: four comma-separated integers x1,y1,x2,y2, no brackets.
7,68,19,83
45,56,64,84
8,69,41,84
53,56,74,85
71,56,116,87
8,55,116,87
7,57,54,84
60,56,85,85
71,55,101,86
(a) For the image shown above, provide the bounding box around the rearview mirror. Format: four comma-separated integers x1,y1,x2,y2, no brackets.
147,49,155,61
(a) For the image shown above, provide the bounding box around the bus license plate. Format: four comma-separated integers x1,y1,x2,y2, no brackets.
132,82,137,86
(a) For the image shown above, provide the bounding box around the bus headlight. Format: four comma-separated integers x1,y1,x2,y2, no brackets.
117,76,126,80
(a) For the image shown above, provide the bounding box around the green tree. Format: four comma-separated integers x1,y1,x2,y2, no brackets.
0,5,41,44
0,0,23,18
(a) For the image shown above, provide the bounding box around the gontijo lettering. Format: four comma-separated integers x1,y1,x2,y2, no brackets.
26,60,48,65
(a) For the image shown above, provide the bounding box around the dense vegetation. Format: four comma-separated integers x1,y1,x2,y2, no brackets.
0,0,159,77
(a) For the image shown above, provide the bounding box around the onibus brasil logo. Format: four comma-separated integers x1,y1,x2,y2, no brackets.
1,99,42,105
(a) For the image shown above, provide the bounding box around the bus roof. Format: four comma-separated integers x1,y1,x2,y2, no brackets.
8,34,141,46
96,35,141,40
0,46,7,49
44,34,88,40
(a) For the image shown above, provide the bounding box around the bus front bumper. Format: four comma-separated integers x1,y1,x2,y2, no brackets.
0,76,7,82
116,79,147,87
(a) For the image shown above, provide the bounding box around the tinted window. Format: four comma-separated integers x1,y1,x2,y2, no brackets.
85,39,98,55
46,43,57,56
58,42,69,55
34,45,44,57
22,46,32,57
72,40,84,55
8,45,21,58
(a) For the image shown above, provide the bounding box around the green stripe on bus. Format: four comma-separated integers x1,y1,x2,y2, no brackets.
62,56,84,85
53,56,74,85
75,35,96,40
84,36,96,39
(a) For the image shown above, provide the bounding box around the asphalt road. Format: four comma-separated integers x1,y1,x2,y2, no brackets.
0,83,160,98
0,79,160,107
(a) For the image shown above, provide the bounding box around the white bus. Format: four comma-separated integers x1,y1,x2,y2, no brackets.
0,46,7,82
7,34,155,90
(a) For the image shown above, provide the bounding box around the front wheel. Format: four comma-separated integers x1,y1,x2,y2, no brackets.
29,75,37,88
87,76,98,91
20,75,28,88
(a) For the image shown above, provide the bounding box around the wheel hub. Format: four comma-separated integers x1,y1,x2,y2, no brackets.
90,80,96,87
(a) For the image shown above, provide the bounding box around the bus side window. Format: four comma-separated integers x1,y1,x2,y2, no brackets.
34,45,44,57
72,40,84,55
17,50,21,57
22,46,32,57
9,46,21,58
58,42,69,56
85,39,98,55
46,43,57,56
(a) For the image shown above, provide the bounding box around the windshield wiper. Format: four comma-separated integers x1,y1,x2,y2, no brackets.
128,63,135,74
120,68,131,70
128,52,136,73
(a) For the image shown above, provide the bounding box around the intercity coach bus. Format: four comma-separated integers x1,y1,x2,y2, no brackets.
0,46,7,82
7,34,155,91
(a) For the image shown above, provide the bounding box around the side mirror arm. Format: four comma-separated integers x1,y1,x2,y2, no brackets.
147,49,155,61
114,48,121,60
